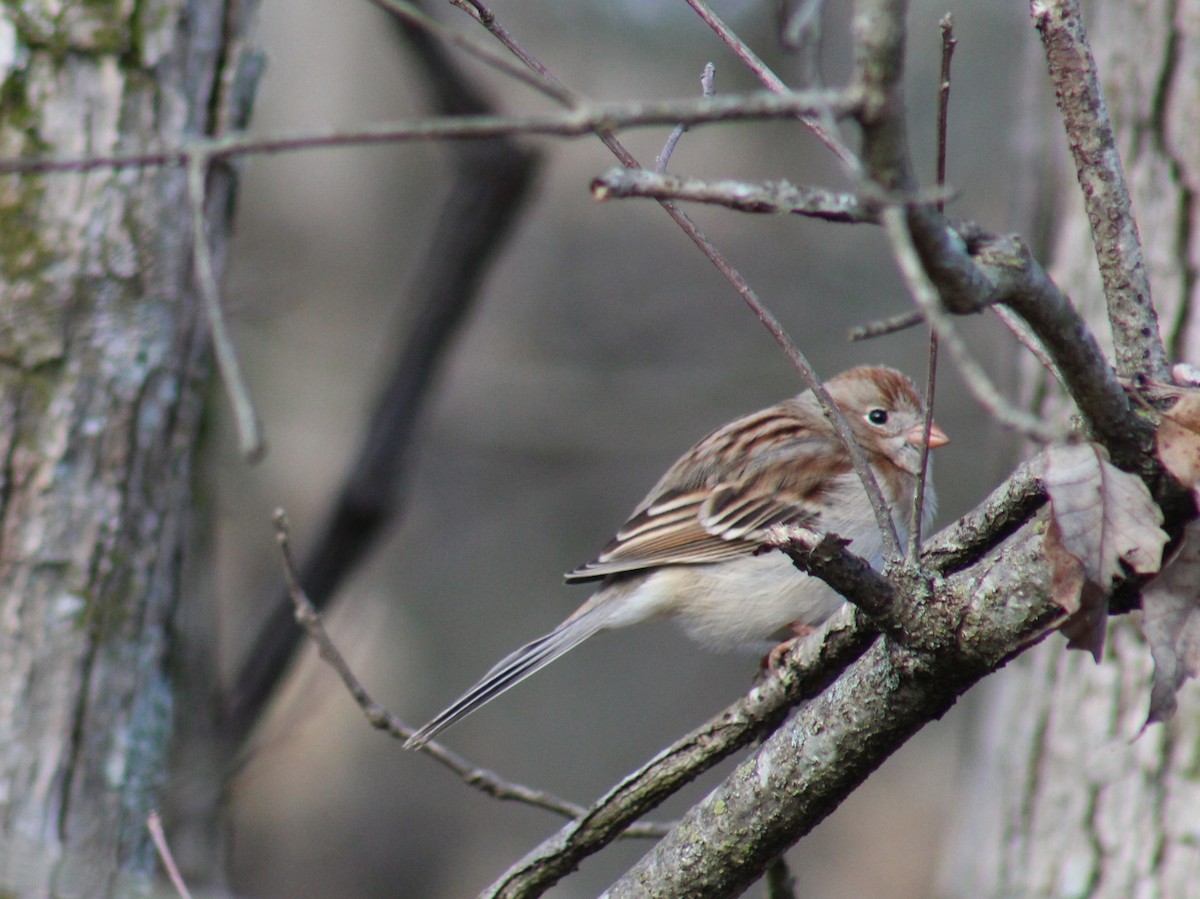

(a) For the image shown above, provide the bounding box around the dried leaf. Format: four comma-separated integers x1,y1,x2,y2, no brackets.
1042,442,1169,660
1157,392,1200,489
1044,442,1168,584
1044,518,1084,615
1044,518,1106,660
1142,520,1200,725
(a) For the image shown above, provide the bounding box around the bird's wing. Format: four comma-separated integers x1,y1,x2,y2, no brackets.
564,473,827,583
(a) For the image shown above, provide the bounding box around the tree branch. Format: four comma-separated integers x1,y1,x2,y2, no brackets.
605,519,1066,896
0,90,862,175
481,608,878,899
1032,0,1168,381
590,168,874,222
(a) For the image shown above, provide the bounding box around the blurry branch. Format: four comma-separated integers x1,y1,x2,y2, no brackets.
270,511,670,838
590,168,875,222
220,0,540,745
765,857,799,899
148,811,194,899
1032,0,1167,381
881,208,1060,442
847,308,924,340
908,12,955,562
186,157,264,461
656,62,715,172
369,0,576,104
683,0,858,168
0,90,861,176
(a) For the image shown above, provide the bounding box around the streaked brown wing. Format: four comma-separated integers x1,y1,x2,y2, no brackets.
564,479,823,583
565,488,746,582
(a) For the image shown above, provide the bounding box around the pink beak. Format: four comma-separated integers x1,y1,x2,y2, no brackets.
905,422,949,448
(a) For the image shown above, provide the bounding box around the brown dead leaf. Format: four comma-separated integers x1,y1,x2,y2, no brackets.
1042,442,1169,659
1044,442,1168,583
1142,520,1200,726
1157,392,1200,490
1044,517,1107,660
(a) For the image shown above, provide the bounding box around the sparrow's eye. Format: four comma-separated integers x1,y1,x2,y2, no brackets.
867,408,889,425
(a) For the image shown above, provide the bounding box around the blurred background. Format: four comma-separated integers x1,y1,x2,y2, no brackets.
208,0,1044,895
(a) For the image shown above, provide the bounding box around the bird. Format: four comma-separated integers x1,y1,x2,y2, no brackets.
404,365,948,748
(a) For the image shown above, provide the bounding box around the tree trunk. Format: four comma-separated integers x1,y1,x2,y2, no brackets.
0,2,254,895
941,1,1200,894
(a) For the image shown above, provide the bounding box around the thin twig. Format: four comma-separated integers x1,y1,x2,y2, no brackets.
370,0,575,104
908,13,955,563
185,155,264,461
270,509,670,838
591,169,874,221
1032,0,1168,381
992,304,1065,384
881,207,1059,442
147,811,194,899
847,309,925,341
657,62,715,172
0,90,860,176
683,0,856,168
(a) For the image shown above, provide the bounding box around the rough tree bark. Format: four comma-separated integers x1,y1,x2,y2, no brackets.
0,1,255,895
941,1,1200,895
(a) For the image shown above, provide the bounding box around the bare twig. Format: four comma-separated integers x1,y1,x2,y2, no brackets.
847,309,925,341
369,0,575,104
185,155,264,461
148,811,194,899
0,90,860,177
1032,0,1168,381
656,62,715,172
992,305,1065,384
780,0,826,65
683,0,857,168
591,168,873,221
270,510,669,837
908,13,956,563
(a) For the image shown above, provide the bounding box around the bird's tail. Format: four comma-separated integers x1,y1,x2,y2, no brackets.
404,605,611,749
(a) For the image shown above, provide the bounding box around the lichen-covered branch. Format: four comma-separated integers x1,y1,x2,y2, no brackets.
481,609,877,899
590,169,873,222
1032,0,1168,381
605,519,1065,897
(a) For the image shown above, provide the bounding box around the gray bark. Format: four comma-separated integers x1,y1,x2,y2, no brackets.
0,1,254,895
940,1,1200,895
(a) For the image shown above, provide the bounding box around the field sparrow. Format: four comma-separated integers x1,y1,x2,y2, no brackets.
405,366,947,748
